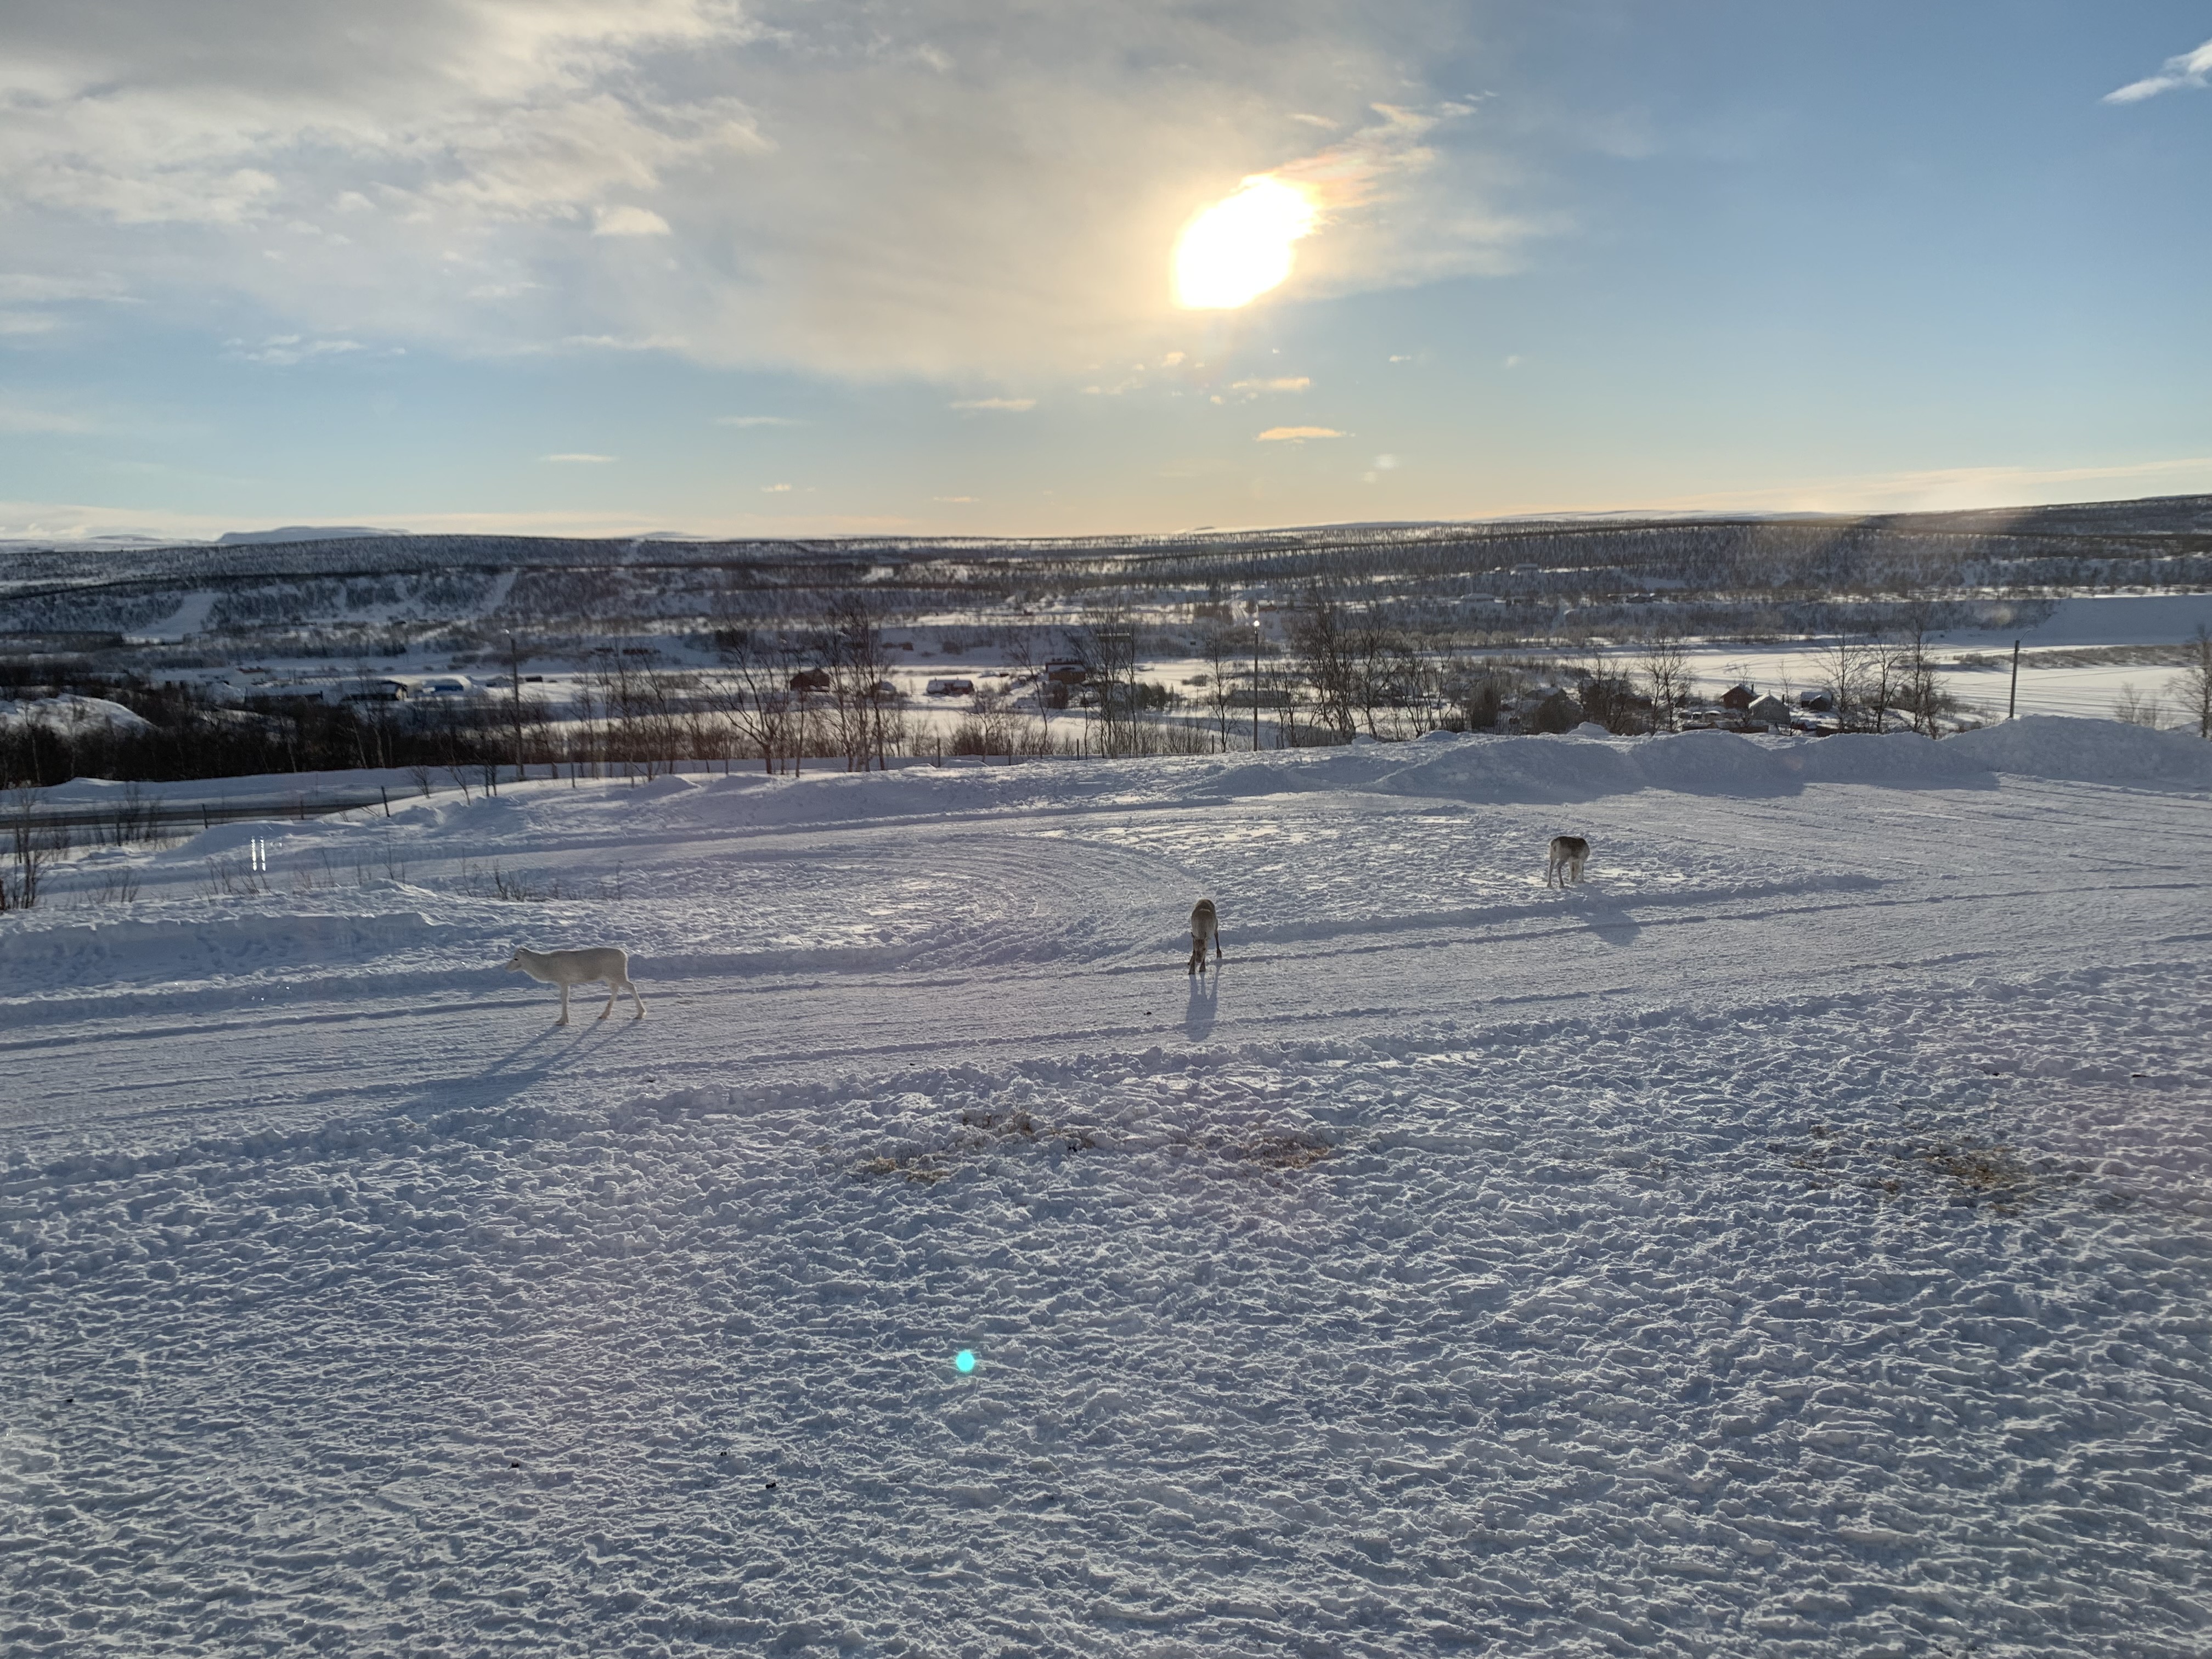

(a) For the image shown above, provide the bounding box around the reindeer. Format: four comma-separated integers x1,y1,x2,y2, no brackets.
1545,835,1590,889
505,946,646,1024
1187,898,1222,975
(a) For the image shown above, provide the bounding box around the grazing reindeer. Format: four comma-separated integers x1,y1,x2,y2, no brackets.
1545,835,1590,889
505,946,646,1025
1187,898,1222,975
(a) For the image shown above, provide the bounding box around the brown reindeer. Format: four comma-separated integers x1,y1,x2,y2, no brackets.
1187,899,1222,975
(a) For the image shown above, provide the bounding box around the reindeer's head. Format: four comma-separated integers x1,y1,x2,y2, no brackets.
503,949,526,972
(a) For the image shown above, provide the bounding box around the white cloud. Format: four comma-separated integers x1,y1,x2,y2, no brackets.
541,452,616,463
1229,376,1310,393
0,272,131,303
760,482,792,492
932,494,978,503
0,402,95,434
0,312,63,338
1255,425,1342,442
2105,37,2212,103
949,397,1037,411
593,205,672,236
227,335,368,365
0,2,1515,380
715,414,802,426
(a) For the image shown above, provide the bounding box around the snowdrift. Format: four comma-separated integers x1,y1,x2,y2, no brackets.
1946,713,2212,787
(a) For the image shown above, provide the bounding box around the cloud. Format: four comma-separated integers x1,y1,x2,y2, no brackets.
0,402,95,434
593,205,672,236
1646,455,2212,515
1256,425,1343,442
1229,376,1310,393
949,397,1036,411
227,335,369,365
715,414,802,427
932,494,978,503
0,272,131,303
760,482,792,492
0,2,1515,380
2105,37,2212,102
541,452,616,464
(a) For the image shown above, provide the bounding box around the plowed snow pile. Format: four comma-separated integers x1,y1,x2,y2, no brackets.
4,719,2209,1657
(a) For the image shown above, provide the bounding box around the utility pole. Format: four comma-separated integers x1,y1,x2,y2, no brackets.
2007,639,2021,721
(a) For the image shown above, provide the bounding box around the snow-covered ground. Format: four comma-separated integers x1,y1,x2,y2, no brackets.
5,719,2211,1656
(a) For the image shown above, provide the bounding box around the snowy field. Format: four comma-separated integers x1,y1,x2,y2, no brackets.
5,718,2211,1656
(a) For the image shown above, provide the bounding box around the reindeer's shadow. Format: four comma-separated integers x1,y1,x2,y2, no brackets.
1567,888,1642,946
1183,968,1220,1042
397,1001,645,1126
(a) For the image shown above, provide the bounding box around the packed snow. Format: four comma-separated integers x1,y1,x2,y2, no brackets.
4,719,2210,1657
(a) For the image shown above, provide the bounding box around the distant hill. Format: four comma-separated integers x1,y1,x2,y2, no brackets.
2,494,2206,657
216,526,407,545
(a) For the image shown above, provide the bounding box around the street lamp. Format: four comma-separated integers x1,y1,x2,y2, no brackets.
1250,608,1262,753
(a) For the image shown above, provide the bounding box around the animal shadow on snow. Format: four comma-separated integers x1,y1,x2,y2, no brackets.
391,1023,573,1122
1183,970,1220,1041
1561,886,1641,946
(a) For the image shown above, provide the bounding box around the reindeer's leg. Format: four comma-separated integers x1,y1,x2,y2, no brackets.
557,982,570,1026
627,978,646,1020
597,977,617,1020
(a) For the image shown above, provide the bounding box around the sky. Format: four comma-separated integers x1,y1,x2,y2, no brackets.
2,1,2210,542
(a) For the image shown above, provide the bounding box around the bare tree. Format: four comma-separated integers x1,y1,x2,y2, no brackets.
714,634,807,773
2112,684,2168,729
1074,611,1143,757
1285,590,1359,742
1,787,54,912
2168,624,2212,739
1636,634,1691,733
1196,625,1242,751
1002,623,1052,755
1891,605,1958,735
1813,634,1875,730
817,595,901,770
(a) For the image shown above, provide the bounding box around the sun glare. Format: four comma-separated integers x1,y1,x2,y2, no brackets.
1172,176,1318,310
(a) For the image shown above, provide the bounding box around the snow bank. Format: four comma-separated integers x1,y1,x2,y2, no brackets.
1946,714,2212,787
1787,731,1996,787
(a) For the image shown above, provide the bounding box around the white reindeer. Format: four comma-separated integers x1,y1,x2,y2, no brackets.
1545,835,1590,889
1187,898,1222,975
505,946,646,1025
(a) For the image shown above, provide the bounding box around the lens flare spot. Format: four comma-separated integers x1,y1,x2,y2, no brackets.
954,1349,977,1374
1172,176,1319,311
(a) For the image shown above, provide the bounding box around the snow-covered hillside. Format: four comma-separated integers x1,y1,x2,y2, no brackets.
4,720,2209,1656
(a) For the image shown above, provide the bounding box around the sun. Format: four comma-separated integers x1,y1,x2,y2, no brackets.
1171,176,1318,310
